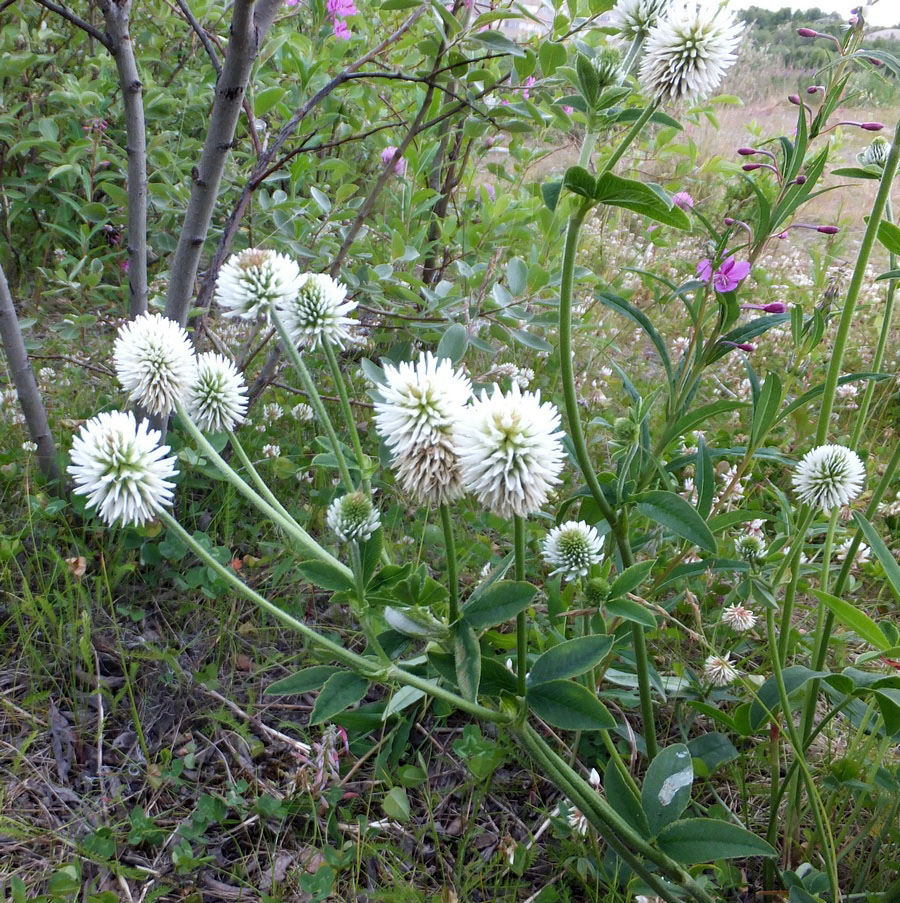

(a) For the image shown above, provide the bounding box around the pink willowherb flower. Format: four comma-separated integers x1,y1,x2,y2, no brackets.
697,256,750,293
482,183,495,201
327,0,358,16
672,191,694,210
381,145,407,176
522,76,536,99
562,105,574,114
333,18,351,38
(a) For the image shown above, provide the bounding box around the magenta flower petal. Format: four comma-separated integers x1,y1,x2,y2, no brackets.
696,259,713,283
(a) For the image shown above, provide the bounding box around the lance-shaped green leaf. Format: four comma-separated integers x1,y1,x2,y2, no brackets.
749,666,830,730
462,580,537,630
641,743,693,836
852,512,900,603
811,590,890,651
635,490,717,553
528,635,613,685
454,620,482,703
594,173,690,230
657,819,776,863
266,666,343,696
310,672,369,725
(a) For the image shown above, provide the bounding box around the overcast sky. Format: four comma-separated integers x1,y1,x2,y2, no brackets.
739,0,897,27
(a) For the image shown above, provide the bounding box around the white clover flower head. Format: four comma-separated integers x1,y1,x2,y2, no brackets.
609,0,669,42
263,402,283,423
292,402,315,422
858,135,889,168
703,652,739,687
374,351,472,505
327,491,380,543
113,312,196,416
22,441,38,453
838,539,870,568
735,532,767,562
456,383,565,519
721,603,757,632
542,520,603,581
261,444,280,458
792,444,865,512
185,352,248,433
68,411,178,527
215,248,302,320
565,803,589,836
638,1,743,104
276,273,357,350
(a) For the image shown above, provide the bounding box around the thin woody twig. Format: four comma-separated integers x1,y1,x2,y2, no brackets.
173,0,222,75
32,0,111,48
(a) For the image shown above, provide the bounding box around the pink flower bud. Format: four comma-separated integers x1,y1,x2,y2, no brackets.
742,163,762,171
724,217,735,225
861,122,884,131
763,301,787,313
788,94,801,105
794,174,807,184
817,225,839,234
797,27,817,37
807,85,824,94
737,147,757,155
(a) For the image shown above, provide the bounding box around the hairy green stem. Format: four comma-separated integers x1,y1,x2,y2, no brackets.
175,401,350,576
323,339,370,492
440,503,460,623
158,511,513,724
599,101,659,176
271,312,354,489
814,118,900,445
776,504,816,664
514,515,527,697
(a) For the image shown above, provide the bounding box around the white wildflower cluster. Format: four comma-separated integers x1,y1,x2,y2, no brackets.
277,273,356,350
327,491,381,543
735,531,766,563
483,362,534,390
837,539,871,570
3,387,25,426
792,445,865,512
371,354,566,518
68,412,178,527
292,402,315,422
703,652,739,687
609,0,669,43
215,248,301,320
263,402,283,423
542,521,603,581
185,352,248,434
261,444,281,458
638,0,743,104
721,603,757,632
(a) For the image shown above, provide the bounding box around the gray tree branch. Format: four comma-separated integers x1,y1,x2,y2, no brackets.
99,0,149,317
0,262,62,486
163,0,283,327
32,0,111,48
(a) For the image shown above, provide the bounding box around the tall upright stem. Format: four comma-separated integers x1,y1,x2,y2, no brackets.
271,312,355,490
441,503,460,623
814,119,900,445
323,339,370,492
514,515,527,697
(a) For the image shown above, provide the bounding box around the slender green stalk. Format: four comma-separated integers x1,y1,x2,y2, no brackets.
765,608,841,900
158,510,514,724
558,202,657,759
814,118,900,446
175,401,350,576
440,503,459,623
514,515,527,697
271,311,354,489
323,339,370,492
599,101,659,176
776,504,816,664
850,197,896,449
228,427,297,526
578,130,597,169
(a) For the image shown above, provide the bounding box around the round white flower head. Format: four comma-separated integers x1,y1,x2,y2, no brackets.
185,352,248,433
291,402,315,422
792,444,865,512
609,0,668,43
327,491,380,543
721,603,757,632
566,803,589,836
113,312,195,416
703,652,739,687
542,520,603,581
68,411,178,527
638,1,743,104
215,248,302,320
276,273,357,350
456,383,565,519
374,351,472,505
735,532,766,562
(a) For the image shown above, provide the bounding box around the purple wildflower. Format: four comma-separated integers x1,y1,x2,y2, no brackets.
381,145,407,176
672,191,694,210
